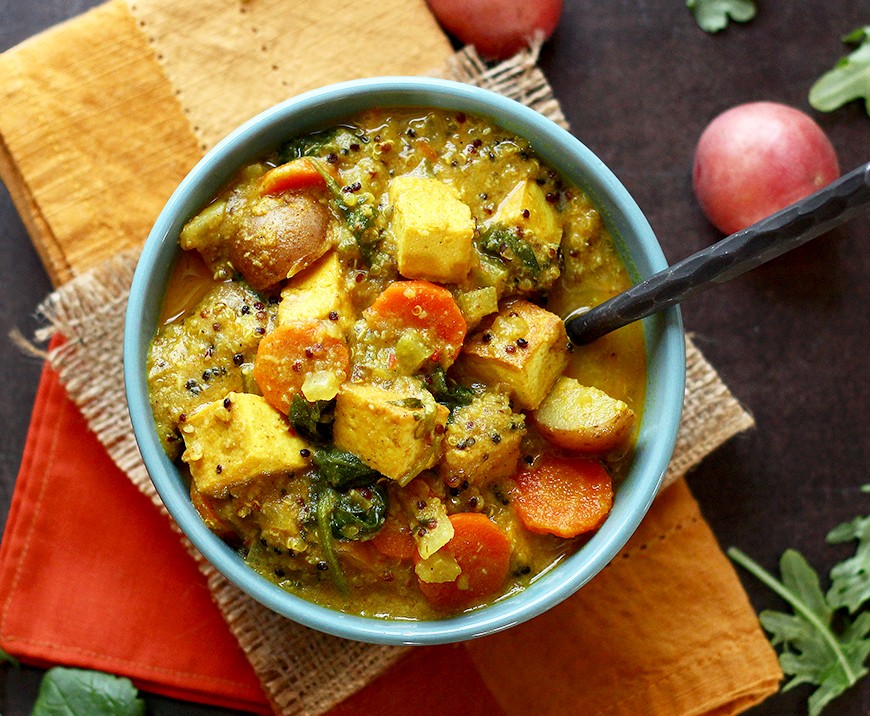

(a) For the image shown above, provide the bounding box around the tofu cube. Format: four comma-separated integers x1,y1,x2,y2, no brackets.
181,392,309,497
389,176,474,284
332,382,449,485
277,250,352,333
440,390,527,486
459,299,569,410
493,178,562,248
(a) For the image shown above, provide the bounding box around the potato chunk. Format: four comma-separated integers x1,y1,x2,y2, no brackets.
228,192,333,290
532,377,636,454
332,382,449,485
389,176,474,284
440,390,526,487
276,249,352,333
459,299,569,410
181,392,309,497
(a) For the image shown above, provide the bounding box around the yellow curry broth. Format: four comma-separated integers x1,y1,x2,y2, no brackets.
147,107,646,620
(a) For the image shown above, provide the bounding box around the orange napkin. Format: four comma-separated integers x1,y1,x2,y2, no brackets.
0,342,269,713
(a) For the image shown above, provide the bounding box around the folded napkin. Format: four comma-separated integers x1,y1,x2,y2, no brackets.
0,1,782,713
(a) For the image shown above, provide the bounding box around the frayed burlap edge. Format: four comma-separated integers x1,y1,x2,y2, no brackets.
28,45,754,716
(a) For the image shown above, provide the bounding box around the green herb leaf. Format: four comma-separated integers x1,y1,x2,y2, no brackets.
687,0,756,33
288,395,334,444
313,485,349,594
477,226,541,279
313,447,381,489
728,546,870,715
0,645,19,667
330,484,388,541
32,667,145,716
809,27,870,117
826,514,870,612
427,366,475,411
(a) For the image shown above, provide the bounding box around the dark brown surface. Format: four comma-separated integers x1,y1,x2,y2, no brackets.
2,2,869,714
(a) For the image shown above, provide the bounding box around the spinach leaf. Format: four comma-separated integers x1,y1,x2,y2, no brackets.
477,226,541,279
288,394,334,444
32,667,145,716
278,125,367,163
313,485,349,594
809,27,870,117
426,366,475,411
306,157,380,264
313,446,381,489
729,493,870,716
278,128,341,162
330,484,388,540
687,0,756,33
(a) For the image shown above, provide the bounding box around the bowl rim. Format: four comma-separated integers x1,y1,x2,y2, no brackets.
124,76,685,645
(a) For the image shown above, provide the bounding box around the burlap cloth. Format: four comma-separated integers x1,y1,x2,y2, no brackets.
1,2,782,714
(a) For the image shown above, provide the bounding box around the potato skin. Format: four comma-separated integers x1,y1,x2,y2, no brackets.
532,377,635,454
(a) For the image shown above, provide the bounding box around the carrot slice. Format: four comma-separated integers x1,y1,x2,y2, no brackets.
512,455,613,538
415,512,511,611
364,280,467,363
371,515,416,560
259,158,326,195
252,320,349,414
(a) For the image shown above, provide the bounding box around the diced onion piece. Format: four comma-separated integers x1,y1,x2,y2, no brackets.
301,370,341,401
414,497,454,559
414,549,462,584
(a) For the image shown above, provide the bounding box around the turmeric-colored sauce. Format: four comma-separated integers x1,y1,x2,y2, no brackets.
147,109,646,619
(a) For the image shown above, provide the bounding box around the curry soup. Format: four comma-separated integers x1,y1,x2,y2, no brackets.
147,108,646,619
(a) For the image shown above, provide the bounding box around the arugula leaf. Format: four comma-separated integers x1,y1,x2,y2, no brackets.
809,27,870,117
687,0,756,33
0,645,19,667
32,667,145,716
826,514,870,612
728,544,870,715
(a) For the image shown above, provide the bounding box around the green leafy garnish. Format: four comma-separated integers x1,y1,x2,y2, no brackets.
330,484,388,541
826,514,870,612
687,0,756,33
32,667,145,716
288,394,334,444
809,27,870,117
313,485,349,594
477,226,541,279
0,645,19,667
729,502,870,715
313,446,381,489
426,366,475,411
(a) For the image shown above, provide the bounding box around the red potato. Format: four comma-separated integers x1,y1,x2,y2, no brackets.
693,102,840,234
426,0,563,60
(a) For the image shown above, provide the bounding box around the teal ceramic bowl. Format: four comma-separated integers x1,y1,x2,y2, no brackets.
124,77,685,645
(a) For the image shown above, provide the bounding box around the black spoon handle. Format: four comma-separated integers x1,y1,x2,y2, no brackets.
565,161,870,345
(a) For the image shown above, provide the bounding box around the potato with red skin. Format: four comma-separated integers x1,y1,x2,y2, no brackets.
693,102,840,234
426,0,563,60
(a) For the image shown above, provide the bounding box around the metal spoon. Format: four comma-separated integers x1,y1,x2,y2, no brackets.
565,161,870,345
